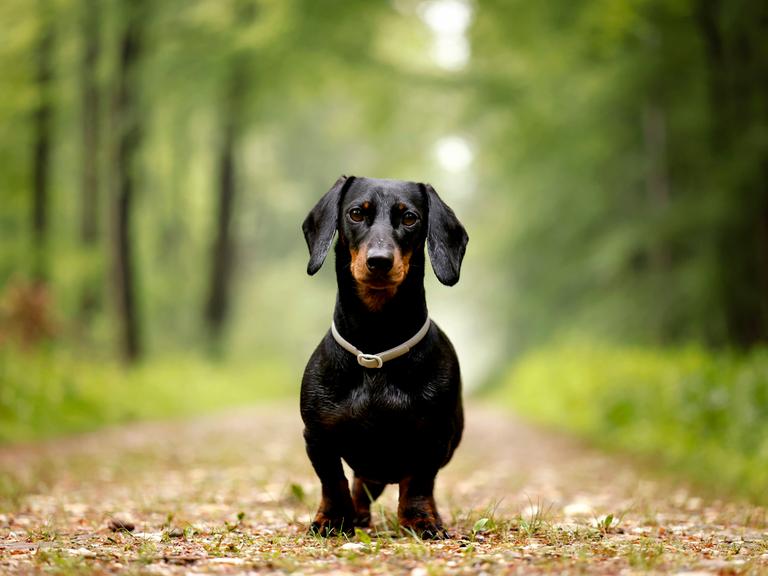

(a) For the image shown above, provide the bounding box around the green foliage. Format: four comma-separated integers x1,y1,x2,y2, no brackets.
1,0,767,450
471,0,768,352
0,0,465,364
0,345,294,442
493,342,768,501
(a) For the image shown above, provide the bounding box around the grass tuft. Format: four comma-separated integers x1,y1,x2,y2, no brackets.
0,345,294,443
491,342,768,503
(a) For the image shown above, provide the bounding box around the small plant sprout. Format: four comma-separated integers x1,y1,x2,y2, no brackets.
597,513,615,534
472,517,490,536
594,510,626,534
289,482,305,504
162,512,174,530
518,497,552,537
354,527,372,547
225,511,246,532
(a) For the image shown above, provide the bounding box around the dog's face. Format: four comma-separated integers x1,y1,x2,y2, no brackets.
339,179,425,308
302,176,468,310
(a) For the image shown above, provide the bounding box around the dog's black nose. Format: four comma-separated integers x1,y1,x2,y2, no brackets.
366,248,394,273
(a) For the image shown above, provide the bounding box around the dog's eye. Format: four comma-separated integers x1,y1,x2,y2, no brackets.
402,211,419,227
348,208,365,223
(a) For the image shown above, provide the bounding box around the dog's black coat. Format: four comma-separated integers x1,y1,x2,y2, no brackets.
301,176,468,538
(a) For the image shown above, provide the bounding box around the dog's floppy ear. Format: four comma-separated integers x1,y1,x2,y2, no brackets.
302,175,351,275
424,183,468,286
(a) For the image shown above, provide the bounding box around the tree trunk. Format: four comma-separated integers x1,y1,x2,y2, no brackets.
32,3,54,282
203,66,245,345
204,121,236,341
642,102,671,272
79,0,101,323
111,0,145,363
696,0,768,346
202,1,256,350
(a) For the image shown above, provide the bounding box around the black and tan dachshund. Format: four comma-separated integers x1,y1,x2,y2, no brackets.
300,175,468,538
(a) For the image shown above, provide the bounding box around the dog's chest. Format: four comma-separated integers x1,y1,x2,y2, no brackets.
329,371,421,427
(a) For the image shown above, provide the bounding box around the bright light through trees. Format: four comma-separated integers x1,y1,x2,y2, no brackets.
418,0,472,71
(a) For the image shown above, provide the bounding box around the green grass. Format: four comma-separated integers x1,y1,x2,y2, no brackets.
491,342,768,502
0,346,296,443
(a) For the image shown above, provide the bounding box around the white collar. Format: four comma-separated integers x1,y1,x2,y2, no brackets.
331,317,432,369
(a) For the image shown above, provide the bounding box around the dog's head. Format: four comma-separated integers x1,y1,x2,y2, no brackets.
302,176,468,309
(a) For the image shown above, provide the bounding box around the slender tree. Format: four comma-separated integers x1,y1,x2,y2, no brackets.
203,0,255,347
203,67,242,342
79,0,101,323
111,0,146,362
642,102,671,273
31,0,55,282
696,0,768,346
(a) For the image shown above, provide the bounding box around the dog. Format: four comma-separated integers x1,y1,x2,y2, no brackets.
300,175,468,538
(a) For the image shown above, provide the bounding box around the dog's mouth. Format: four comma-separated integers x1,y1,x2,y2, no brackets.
354,278,400,312
349,247,411,310
358,274,401,290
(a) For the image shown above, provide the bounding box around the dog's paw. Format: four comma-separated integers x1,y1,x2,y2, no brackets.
399,518,451,539
309,514,356,537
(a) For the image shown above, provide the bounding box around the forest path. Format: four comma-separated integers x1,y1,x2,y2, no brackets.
0,403,766,574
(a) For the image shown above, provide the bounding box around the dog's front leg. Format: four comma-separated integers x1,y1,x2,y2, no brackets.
398,473,449,539
305,434,355,536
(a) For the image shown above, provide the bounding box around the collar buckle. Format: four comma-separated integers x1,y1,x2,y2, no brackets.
331,317,431,370
357,353,384,369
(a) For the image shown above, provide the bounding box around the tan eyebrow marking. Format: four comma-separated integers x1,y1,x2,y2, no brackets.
362,201,370,210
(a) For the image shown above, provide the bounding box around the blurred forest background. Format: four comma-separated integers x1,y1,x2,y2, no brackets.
1,0,767,498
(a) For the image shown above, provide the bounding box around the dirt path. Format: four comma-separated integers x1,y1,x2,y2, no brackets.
0,403,766,574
